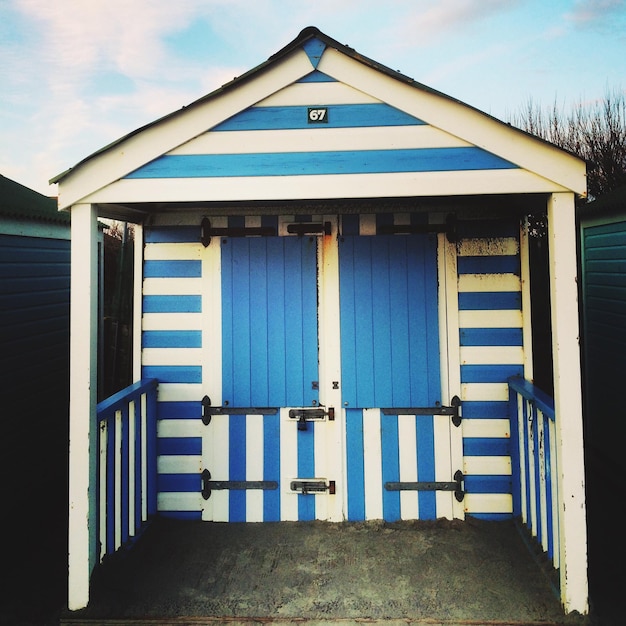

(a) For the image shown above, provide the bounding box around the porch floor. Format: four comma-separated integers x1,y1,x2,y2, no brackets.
61,516,587,626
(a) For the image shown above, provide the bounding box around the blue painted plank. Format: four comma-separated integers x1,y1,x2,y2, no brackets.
457,255,520,275
142,330,202,348
346,409,365,521
464,475,512,494
463,437,511,456
142,365,202,384
157,437,202,455
302,37,326,68
158,474,201,492
145,226,199,243
143,295,201,313
457,292,521,311
460,401,509,419
211,103,425,131
263,414,280,522
229,415,247,522
297,71,337,83
416,415,436,520
460,327,523,346
266,239,287,406
381,415,400,521
126,147,517,179
460,364,523,383
249,238,269,405
157,401,201,419
372,239,393,406
144,260,201,278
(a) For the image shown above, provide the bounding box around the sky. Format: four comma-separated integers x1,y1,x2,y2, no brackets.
1,0,625,197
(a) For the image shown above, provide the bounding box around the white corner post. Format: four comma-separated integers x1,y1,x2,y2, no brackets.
68,203,99,610
547,192,588,615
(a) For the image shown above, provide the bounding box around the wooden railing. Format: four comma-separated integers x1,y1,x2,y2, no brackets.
96,378,158,560
508,376,559,573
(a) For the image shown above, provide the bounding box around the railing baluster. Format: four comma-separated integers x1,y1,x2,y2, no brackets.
96,378,158,561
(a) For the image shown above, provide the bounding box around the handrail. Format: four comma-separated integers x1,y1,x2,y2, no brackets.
96,378,158,560
508,376,559,581
507,376,555,421
97,378,158,417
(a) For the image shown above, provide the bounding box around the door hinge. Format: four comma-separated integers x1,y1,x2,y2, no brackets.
201,469,278,500
381,396,461,427
201,396,278,425
385,470,465,502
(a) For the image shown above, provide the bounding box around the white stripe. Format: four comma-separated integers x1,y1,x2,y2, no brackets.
246,415,265,523
98,421,108,560
142,347,203,366
144,242,202,260
458,310,522,328
462,418,510,439
157,383,202,402
158,455,202,474
127,401,136,538
142,277,202,296
157,492,203,512
114,410,122,550
142,312,202,331
168,125,470,156
434,414,454,520
461,382,509,402
82,169,569,205
363,408,383,521
206,415,230,522
463,456,512,476
157,419,201,438
457,273,520,293
460,346,524,365
398,415,418,520
463,493,512,514
280,408,299,521
458,237,519,257
256,81,382,106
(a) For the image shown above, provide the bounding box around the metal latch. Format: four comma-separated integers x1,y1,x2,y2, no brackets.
201,469,278,500
290,479,336,495
381,396,462,427
385,470,465,502
289,407,335,430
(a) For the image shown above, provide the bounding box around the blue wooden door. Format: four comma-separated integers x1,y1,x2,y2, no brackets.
218,235,322,522
339,234,444,521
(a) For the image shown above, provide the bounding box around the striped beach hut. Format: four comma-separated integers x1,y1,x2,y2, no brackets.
53,27,589,615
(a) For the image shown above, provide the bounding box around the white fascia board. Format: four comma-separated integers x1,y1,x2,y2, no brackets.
318,48,587,197
80,169,568,206
56,48,314,210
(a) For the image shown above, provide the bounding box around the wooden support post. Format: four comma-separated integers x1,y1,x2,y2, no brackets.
547,192,588,615
68,203,99,610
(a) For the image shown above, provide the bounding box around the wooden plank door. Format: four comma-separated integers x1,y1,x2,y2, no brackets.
339,233,455,521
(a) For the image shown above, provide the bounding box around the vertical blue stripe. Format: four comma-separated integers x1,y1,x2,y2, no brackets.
372,239,392,406
263,414,280,522
416,416,436,520
297,423,316,521
346,409,365,521
381,416,400,521
229,415,246,522
389,241,410,405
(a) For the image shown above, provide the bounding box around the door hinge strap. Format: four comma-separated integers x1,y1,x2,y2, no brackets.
201,469,278,500
385,470,465,502
201,396,278,425
287,222,332,236
381,396,461,426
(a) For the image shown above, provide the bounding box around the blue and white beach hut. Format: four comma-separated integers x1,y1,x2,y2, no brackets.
52,27,589,616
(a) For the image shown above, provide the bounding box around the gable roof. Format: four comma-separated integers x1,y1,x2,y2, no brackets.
52,26,586,211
